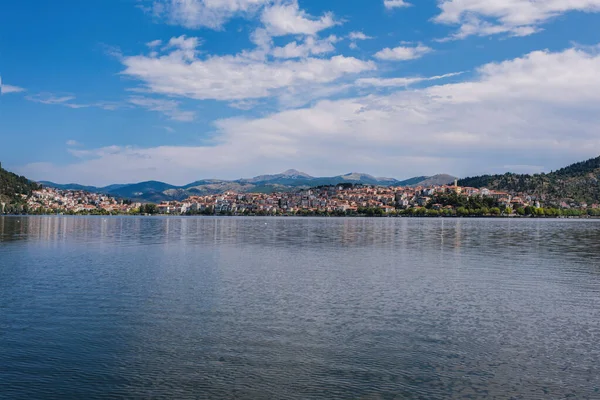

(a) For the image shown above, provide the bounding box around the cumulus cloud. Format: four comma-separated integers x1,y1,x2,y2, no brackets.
120,35,375,101
374,44,432,61
131,2,357,108
384,0,411,9
348,31,373,41
261,0,337,36
426,47,600,104
162,35,201,60
20,45,600,185
146,39,163,48
271,35,338,58
151,0,271,29
435,0,600,40
348,31,373,50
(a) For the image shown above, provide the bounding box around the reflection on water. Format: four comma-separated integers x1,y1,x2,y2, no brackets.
1,216,600,399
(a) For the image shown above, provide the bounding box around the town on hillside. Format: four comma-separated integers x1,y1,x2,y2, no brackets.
6,180,599,217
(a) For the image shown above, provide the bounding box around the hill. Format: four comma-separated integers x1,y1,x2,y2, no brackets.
0,162,40,210
39,181,101,192
107,181,177,200
413,174,456,187
458,156,600,205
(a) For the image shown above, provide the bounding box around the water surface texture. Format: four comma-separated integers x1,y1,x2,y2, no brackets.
1,216,599,399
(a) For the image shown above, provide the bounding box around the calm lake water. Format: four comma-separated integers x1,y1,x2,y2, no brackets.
1,216,599,399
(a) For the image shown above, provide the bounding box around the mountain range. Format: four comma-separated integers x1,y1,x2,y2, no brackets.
7,154,600,206
40,170,457,202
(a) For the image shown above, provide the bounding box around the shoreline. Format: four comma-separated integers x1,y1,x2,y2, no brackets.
2,213,599,219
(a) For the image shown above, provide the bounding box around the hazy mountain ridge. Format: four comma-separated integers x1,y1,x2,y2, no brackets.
241,169,313,183
40,170,456,202
38,182,100,192
457,156,600,204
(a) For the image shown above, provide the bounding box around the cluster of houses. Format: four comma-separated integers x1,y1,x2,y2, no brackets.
14,181,595,216
150,182,546,215
25,187,140,213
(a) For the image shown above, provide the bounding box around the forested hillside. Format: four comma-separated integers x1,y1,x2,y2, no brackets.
0,163,40,206
458,156,600,204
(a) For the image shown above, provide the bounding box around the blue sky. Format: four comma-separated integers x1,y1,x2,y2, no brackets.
2,0,600,185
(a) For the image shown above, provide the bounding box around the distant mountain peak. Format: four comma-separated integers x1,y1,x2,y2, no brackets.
280,169,312,178
341,172,375,181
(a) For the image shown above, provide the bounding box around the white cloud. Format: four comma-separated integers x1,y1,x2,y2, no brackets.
384,0,411,9
128,96,196,121
66,145,124,160
356,72,465,87
66,140,81,146
146,39,163,48
0,76,26,94
151,0,271,29
435,0,600,39
24,93,123,110
348,32,373,51
165,35,200,50
121,36,375,101
162,35,201,60
21,45,600,185
93,101,122,111
228,99,261,110
348,31,373,41
0,84,26,95
271,35,338,58
275,80,353,109
25,93,81,107
374,44,432,61
249,27,273,50
426,47,600,104
261,0,337,36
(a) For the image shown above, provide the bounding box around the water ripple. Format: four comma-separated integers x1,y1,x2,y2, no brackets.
1,216,600,399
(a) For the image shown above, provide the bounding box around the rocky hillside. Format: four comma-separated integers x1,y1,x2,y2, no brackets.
458,156,600,205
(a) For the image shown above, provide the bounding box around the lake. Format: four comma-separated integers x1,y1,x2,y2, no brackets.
1,216,599,399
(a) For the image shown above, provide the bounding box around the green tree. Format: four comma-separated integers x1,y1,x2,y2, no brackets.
426,209,439,217
141,204,158,214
